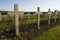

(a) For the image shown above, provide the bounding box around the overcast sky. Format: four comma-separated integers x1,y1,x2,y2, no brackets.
0,0,60,12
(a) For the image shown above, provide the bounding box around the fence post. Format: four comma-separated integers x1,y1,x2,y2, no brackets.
37,7,40,29
14,4,20,38
48,9,52,25
55,10,58,22
0,12,2,21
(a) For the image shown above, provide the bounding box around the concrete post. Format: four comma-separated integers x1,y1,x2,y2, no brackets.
14,4,19,37
37,7,40,29
14,4,18,12
15,13,19,36
48,9,52,25
55,10,58,22
0,12,2,21
58,14,60,21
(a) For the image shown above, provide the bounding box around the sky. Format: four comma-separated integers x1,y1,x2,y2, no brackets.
0,0,60,12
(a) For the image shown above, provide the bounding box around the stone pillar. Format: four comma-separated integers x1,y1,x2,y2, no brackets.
58,14,60,21
0,12,2,21
14,4,19,37
37,7,40,29
48,9,52,25
15,13,19,37
14,4,18,12
55,10,58,22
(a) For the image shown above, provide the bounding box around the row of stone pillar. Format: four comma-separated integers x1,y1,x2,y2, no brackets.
37,7,58,29
0,4,59,38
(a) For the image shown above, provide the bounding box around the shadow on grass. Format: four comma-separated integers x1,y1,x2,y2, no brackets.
0,18,59,40
19,19,60,40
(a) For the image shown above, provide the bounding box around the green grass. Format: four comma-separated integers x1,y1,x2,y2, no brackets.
0,15,58,30
0,22,15,30
35,24,60,40
19,19,37,26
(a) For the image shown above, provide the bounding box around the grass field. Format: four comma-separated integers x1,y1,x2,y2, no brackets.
0,15,60,40
0,15,58,30
35,23,60,40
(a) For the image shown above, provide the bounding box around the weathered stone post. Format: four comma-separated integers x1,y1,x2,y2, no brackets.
58,12,60,21
14,4,19,37
48,9,52,25
37,7,40,29
55,10,58,22
0,12,2,21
